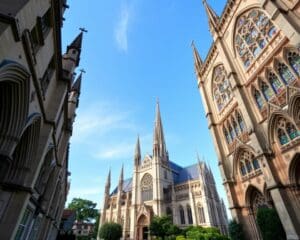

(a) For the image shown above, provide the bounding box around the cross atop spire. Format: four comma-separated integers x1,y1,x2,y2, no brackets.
202,0,219,33
134,135,141,166
153,100,167,158
191,41,203,75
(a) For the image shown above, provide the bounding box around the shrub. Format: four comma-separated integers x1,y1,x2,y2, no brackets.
99,222,122,240
228,219,245,240
256,208,286,240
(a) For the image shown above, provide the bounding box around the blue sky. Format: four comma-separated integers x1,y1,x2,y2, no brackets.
62,0,229,216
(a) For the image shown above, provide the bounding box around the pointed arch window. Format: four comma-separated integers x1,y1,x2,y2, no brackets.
268,72,284,94
141,174,153,202
276,117,300,145
235,9,277,68
212,65,232,112
232,118,240,136
287,50,300,75
277,62,296,84
187,205,193,224
237,112,246,132
254,89,264,109
228,124,235,140
179,206,185,224
260,81,274,100
223,127,231,144
239,151,260,178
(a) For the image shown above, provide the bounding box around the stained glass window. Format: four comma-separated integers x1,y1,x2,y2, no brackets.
287,50,300,75
277,62,296,84
223,127,231,144
239,151,260,178
240,163,247,176
276,117,300,146
254,89,264,109
228,124,235,140
232,118,240,136
237,112,246,132
213,65,232,112
141,174,153,202
268,72,284,94
260,81,274,100
252,159,260,170
235,9,277,68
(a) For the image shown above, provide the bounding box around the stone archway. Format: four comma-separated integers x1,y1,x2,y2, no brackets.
136,214,149,240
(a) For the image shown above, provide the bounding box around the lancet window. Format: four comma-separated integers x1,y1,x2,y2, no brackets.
141,173,153,202
260,81,274,100
235,9,277,68
239,150,260,178
253,89,264,109
268,71,284,94
179,205,185,224
277,62,296,84
287,50,300,75
276,117,300,145
223,111,247,145
212,65,232,112
187,205,193,224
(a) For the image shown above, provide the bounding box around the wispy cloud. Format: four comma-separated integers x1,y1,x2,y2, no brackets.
114,3,131,52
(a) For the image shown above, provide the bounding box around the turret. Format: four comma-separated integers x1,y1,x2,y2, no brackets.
105,169,111,195
202,0,219,37
153,101,167,159
99,169,111,228
134,136,141,166
67,73,82,131
62,32,83,81
192,41,203,77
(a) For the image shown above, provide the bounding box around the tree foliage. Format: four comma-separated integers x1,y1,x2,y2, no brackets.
256,207,286,240
149,215,179,239
99,222,122,240
179,226,229,240
68,198,98,222
228,219,245,240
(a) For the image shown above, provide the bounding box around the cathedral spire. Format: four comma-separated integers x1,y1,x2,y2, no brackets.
202,0,219,33
118,164,124,186
134,135,141,166
153,100,167,158
105,169,111,194
191,41,203,76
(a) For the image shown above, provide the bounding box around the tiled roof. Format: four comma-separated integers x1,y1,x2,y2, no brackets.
110,161,199,195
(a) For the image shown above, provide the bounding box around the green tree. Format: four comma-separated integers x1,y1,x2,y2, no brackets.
256,207,286,240
68,198,98,222
149,215,181,239
228,219,245,240
99,222,122,240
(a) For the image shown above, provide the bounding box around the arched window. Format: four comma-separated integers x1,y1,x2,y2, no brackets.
187,205,193,224
179,206,185,224
260,81,274,100
287,50,300,75
212,65,232,112
277,62,296,84
198,205,206,224
237,112,246,132
141,174,153,202
276,117,300,145
235,9,277,68
232,118,240,136
268,72,284,94
239,150,260,178
223,127,231,144
254,89,264,109
228,124,235,140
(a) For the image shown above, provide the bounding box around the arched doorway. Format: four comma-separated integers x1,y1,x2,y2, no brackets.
136,214,149,240
289,153,300,205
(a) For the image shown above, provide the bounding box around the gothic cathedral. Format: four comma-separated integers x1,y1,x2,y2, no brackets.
99,102,228,240
193,0,300,239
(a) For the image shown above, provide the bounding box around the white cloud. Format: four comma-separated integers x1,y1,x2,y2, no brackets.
94,142,134,159
114,4,130,52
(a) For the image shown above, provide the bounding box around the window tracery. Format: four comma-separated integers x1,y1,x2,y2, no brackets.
276,117,300,145
239,150,260,178
277,62,296,84
260,81,274,100
287,50,300,75
268,71,284,94
212,65,232,112
235,9,277,68
254,89,264,109
251,190,267,215
141,173,153,202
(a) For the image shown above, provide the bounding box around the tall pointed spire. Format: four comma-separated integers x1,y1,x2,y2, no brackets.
105,169,111,194
134,135,141,166
106,169,111,186
202,0,219,33
191,41,203,76
118,164,124,186
153,100,167,158
72,73,82,94
68,32,83,52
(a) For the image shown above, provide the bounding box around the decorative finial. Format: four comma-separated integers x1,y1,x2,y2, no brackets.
79,68,86,74
79,27,88,33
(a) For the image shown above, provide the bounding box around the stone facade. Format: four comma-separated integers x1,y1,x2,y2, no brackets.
193,0,300,239
0,0,83,239
98,102,228,240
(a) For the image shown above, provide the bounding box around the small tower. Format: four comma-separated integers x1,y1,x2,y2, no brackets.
202,0,219,38
191,41,203,78
116,165,124,224
153,101,167,160
100,169,111,227
62,32,83,81
67,72,82,132
134,136,141,166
